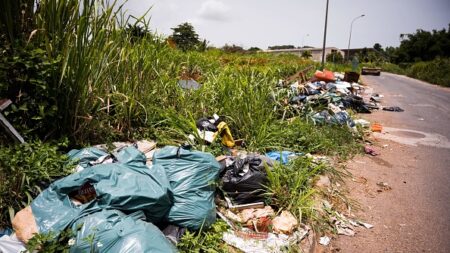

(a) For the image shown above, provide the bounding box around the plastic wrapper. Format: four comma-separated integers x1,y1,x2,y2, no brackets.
70,210,177,253
31,146,172,235
153,146,221,230
67,147,108,170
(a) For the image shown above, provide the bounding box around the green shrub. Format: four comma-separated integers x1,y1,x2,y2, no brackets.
0,45,62,138
0,140,73,227
407,58,450,87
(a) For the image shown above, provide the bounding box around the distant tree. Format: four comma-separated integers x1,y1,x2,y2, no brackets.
326,51,344,63
126,24,151,42
301,50,312,59
391,25,450,63
170,22,201,52
248,47,261,52
268,45,296,50
373,43,383,52
222,44,245,53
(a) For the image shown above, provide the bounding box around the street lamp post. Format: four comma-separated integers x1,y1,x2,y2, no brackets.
347,14,365,61
321,0,330,70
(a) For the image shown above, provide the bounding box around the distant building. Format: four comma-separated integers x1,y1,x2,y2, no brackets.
265,47,344,62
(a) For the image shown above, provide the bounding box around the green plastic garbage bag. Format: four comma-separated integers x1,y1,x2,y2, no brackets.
153,146,220,230
70,210,177,253
31,146,173,235
67,147,108,169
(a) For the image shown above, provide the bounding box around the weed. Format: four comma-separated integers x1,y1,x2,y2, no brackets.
0,140,73,227
178,220,229,253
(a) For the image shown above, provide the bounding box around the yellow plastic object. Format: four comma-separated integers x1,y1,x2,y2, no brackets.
215,121,235,148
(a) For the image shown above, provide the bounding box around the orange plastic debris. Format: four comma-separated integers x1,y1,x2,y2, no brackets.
371,123,383,132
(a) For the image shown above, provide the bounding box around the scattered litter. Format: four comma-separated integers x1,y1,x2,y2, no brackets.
377,182,392,192
370,93,384,102
223,229,307,253
371,123,383,132
272,211,298,235
383,106,404,112
315,175,331,188
196,115,235,148
224,197,265,211
319,236,331,246
314,69,336,82
364,145,379,156
0,233,26,253
178,79,201,90
12,206,38,243
265,151,301,164
354,119,370,128
0,227,13,237
357,221,374,229
163,225,186,245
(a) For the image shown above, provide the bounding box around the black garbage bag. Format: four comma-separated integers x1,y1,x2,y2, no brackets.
342,95,371,113
196,117,219,132
383,106,404,112
221,155,273,204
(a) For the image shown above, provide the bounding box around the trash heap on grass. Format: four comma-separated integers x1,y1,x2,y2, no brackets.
278,69,379,129
1,68,380,253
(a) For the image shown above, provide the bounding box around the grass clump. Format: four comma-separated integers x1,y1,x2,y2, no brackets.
0,140,73,227
178,220,229,253
265,157,326,221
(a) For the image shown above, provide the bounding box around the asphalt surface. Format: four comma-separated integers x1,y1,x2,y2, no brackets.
333,73,450,253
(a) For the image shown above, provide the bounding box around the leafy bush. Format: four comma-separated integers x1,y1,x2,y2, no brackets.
326,51,344,64
407,58,450,87
0,45,62,138
0,140,73,227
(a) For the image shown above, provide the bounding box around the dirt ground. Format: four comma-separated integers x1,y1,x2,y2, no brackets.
322,74,450,253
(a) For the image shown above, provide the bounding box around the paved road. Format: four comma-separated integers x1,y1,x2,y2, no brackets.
333,73,450,253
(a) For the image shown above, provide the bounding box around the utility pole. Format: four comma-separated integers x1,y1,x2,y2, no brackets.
321,0,330,70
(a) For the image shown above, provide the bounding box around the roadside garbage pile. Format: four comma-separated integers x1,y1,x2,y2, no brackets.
279,69,379,128
0,69,382,253
1,135,336,252
6,142,222,253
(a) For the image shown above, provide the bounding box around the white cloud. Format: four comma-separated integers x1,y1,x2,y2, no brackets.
197,0,230,22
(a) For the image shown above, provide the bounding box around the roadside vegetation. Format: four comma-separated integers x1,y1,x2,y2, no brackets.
342,26,450,87
0,0,362,252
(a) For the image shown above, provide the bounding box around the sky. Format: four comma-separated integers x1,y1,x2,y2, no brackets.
121,0,450,50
